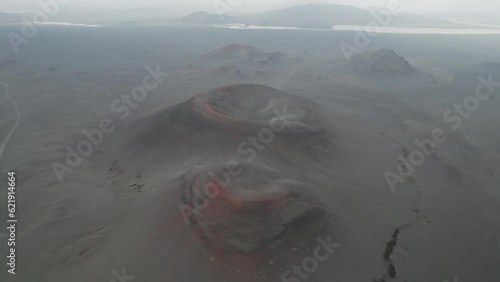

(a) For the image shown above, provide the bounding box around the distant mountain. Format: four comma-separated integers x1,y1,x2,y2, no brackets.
348,48,435,83
188,44,289,67
179,11,237,24
351,48,413,75
0,12,22,23
239,4,370,28
171,44,298,87
177,4,366,28
177,4,460,29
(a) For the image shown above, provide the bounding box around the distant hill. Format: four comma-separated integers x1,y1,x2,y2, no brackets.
169,44,299,87
239,4,370,28
348,48,435,83
177,4,460,29
177,4,366,28
351,48,414,75
188,44,289,68
179,11,237,24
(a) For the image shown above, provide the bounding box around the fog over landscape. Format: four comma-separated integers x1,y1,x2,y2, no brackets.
0,1,499,282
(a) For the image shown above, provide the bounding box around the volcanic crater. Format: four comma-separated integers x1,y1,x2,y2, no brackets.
131,84,336,262
164,84,336,260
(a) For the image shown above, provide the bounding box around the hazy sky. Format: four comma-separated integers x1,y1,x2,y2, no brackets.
1,0,499,16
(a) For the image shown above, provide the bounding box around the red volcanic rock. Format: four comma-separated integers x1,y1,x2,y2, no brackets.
180,164,328,255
